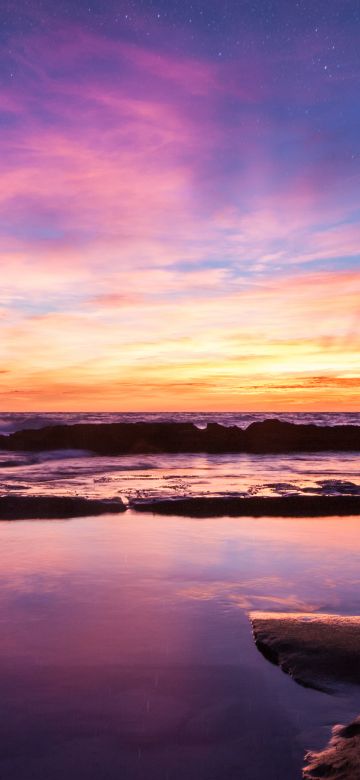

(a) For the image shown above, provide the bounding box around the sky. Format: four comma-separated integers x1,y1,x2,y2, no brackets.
0,0,359,411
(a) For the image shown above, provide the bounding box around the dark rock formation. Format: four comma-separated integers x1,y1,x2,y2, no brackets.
250,612,360,691
131,495,360,517
250,612,360,779
0,495,126,520
0,419,358,454
303,718,360,780
0,422,209,454
245,418,360,453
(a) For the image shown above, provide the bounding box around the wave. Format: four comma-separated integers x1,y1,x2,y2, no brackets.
0,410,359,435
0,449,359,504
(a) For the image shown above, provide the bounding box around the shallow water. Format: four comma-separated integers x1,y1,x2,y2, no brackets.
1,450,359,502
1,511,359,779
1,412,359,502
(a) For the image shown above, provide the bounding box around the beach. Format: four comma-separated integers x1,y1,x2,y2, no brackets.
0,413,359,777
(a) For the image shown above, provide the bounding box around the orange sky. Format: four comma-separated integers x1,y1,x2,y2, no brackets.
2,268,359,410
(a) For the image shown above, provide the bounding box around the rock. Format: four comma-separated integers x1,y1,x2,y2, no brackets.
303,719,360,780
250,612,360,779
250,612,360,692
0,495,126,520
244,418,360,453
132,495,360,517
0,422,205,454
0,420,357,454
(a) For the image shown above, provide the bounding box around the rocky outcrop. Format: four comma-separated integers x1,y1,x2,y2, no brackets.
250,612,360,779
131,495,360,517
0,495,126,519
303,719,360,779
250,612,360,692
0,422,211,454
244,418,360,452
0,419,358,454
2,494,359,519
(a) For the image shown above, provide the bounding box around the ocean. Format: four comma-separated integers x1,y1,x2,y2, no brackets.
0,412,359,502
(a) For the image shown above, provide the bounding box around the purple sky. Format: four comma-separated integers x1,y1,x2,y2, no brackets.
0,0,359,409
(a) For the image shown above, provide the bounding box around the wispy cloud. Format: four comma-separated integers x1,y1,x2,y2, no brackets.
0,10,359,409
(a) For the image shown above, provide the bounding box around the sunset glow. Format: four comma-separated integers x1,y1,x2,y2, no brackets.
1,2,359,410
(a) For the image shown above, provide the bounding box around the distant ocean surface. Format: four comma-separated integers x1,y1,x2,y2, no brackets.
0,410,359,436
0,411,359,503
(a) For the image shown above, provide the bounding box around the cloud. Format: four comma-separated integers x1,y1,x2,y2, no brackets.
0,14,359,409
0,265,358,410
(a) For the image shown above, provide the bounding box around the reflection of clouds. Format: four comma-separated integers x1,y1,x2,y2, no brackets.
1,451,359,502
244,595,318,611
0,573,66,598
178,580,319,613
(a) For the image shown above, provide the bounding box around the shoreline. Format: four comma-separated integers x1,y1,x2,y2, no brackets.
1,493,360,519
131,494,360,517
0,495,126,519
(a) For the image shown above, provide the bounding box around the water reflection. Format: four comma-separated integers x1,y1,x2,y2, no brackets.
0,513,360,778
0,450,359,502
